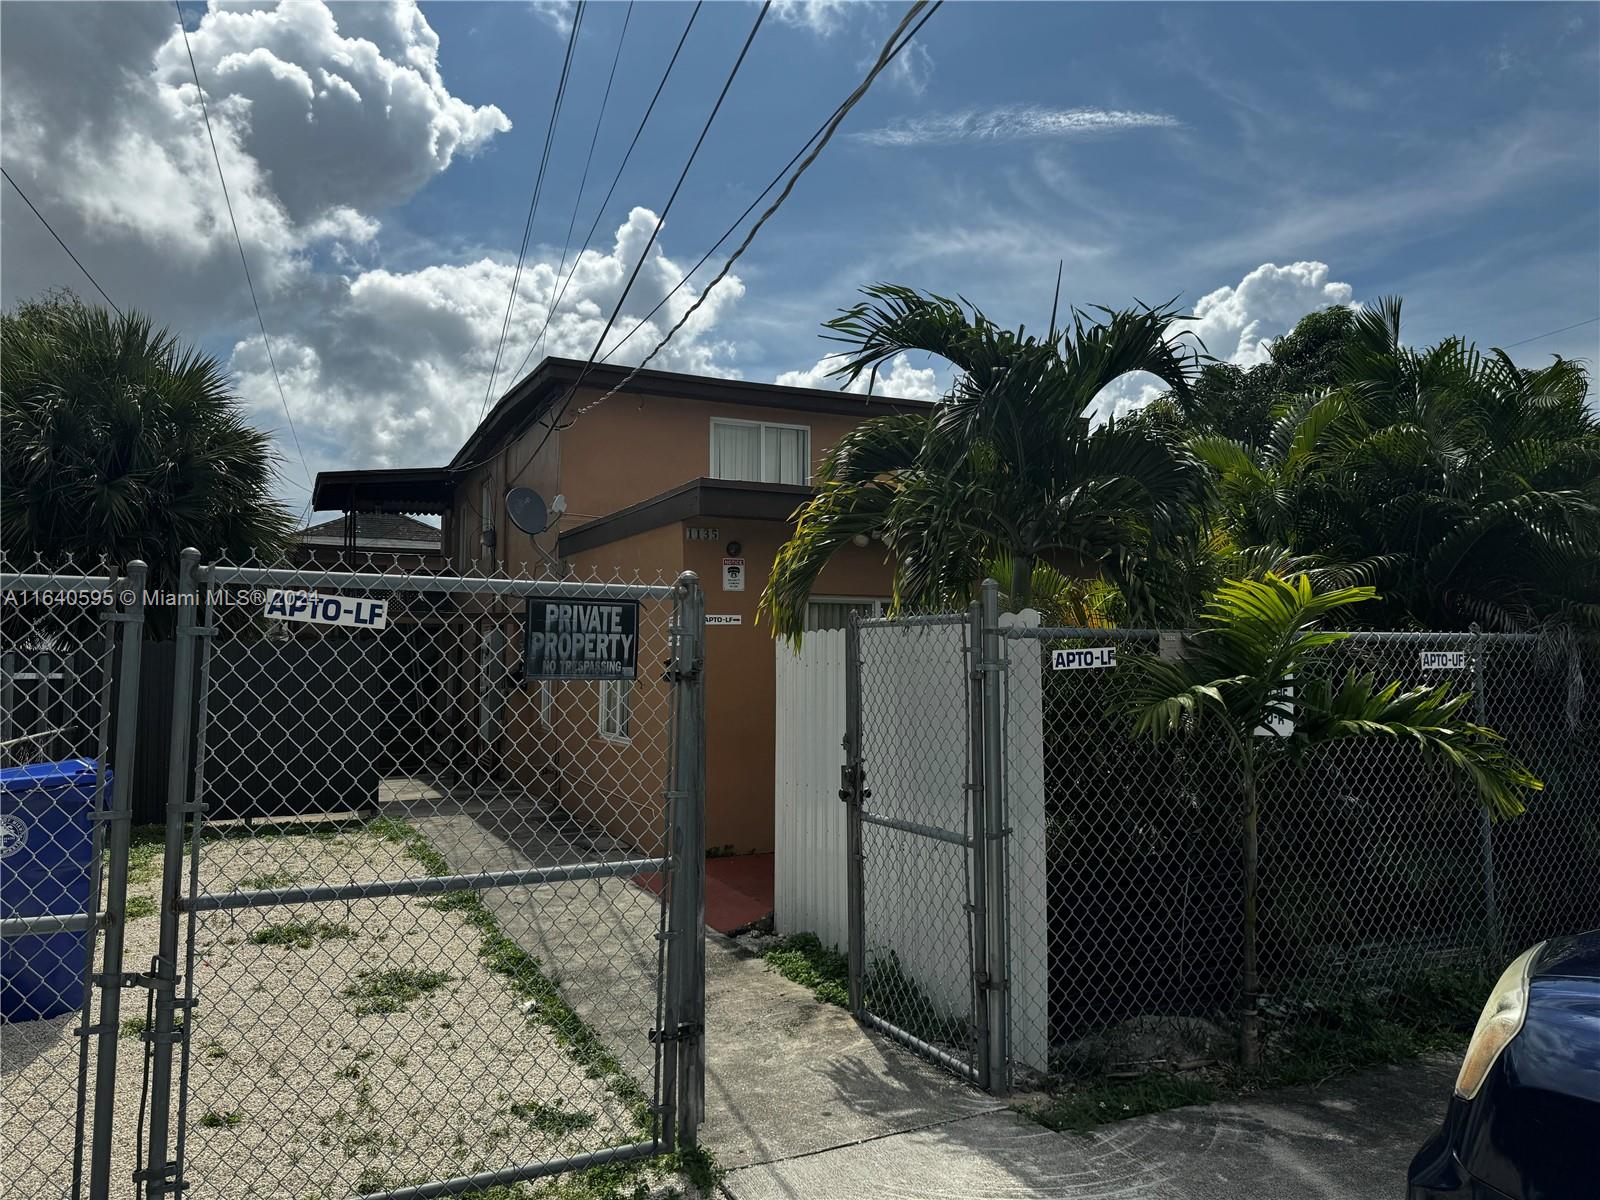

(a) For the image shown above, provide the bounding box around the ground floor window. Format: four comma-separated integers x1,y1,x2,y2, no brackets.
804,597,890,631
598,678,632,741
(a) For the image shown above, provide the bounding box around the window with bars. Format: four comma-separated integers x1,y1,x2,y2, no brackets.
804,597,890,631
710,419,811,485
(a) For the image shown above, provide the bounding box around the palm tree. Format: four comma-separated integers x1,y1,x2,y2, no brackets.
1128,573,1541,1068
763,285,1206,639
1,292,296,584
1193,298,1600,633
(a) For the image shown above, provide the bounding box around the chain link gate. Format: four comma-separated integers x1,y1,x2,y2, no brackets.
842,584,1009,1089
125,551,705,1200
2,560,147,1199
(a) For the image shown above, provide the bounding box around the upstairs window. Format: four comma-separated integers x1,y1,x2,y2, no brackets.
710,419,810,485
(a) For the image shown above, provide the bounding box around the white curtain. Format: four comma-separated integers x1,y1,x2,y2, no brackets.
764,425,809,484
712,422,761,481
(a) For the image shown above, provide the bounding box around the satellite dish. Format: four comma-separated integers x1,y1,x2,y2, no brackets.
505,487,549,535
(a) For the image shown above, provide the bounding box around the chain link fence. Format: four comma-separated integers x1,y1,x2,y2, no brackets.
2,558,146,1200
844,592,1599,1091
1,552,706,1200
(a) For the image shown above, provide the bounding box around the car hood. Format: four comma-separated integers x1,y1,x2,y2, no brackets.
1534,929,1600,982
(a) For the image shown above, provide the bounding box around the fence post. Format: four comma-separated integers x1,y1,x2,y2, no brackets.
965,599,993,1092
843,613,867,1017
84,562,147,1200
1469,624,1504,964
664,571,707,1152
141,549,202,1198
977,579,1010,1092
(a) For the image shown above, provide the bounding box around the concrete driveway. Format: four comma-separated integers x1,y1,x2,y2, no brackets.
721,1053,1454,1200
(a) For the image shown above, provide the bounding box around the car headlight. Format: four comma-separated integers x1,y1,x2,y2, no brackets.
1454,942,1543,1101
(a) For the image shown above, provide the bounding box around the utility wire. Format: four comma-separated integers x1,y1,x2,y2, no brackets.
174,1,313,497
567,0,938,429
480,1,587,421
1,167,124,318
500,1,771,469
1500,316,1599,350
598,0,938,369
507,1,638,387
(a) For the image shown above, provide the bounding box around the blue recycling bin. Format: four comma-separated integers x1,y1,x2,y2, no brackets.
1,758,103,1022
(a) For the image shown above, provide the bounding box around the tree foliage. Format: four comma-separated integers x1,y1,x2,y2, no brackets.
1,292,296,583
1145,298,1599,633
761,285,1206,639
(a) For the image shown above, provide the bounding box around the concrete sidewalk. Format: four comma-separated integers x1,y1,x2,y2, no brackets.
722,1054,1454,1200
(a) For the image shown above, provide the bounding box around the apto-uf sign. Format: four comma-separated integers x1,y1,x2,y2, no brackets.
1420,650,1468,671
1052,646,1117,670
523,597,639,680
263,589,388,630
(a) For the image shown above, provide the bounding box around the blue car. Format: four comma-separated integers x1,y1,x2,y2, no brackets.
1408,930,1600,1200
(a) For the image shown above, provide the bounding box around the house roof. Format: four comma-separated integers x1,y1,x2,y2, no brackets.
298,512,442,551
557,478,815,556
451,355,933,472
312,357,933,515
311,467,456,515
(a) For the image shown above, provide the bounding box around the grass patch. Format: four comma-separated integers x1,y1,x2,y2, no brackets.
198,1110,243,1129
239,869,300,890
125,825,166,885
1029,1076,1220,1132
343,967,453,1016
762,934,848,1008
119,1014,183,1040
1025,966,1486,1133
505,1099,598,1137
249,919,357,949
124,895,157,921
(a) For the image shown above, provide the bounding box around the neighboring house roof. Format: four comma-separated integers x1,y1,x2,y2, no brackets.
298,512,442,552
558,478,814,555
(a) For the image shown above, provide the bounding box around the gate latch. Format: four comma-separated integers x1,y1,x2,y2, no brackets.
649,1022,703,1046
838,761,868,804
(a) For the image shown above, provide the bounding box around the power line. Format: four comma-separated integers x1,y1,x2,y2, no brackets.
506,1,772,466
1,167,124,318
569,0,938,427
1500,316,1599,350
480,1,587,421
598,0,939,369
508,1,639,387
174,0,313,498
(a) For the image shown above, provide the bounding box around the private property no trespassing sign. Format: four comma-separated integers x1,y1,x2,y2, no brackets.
263,589,388,630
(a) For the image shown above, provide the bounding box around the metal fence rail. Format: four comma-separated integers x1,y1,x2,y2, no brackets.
845,593,1600,1092
1,559,146,1200
1,553,706,1200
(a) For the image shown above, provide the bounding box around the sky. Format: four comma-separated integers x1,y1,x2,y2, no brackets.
2,0,1597,520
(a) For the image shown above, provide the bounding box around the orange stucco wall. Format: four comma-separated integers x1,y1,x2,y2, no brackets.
444,386,902,854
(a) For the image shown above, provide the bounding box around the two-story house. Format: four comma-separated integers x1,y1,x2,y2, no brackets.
312,357,928,854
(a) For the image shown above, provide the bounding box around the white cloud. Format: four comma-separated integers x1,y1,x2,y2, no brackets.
529,1,576,36
772,0,855,38
853,105,1181,148
1,1,508,317
1188,261,1355,366
232,208,748,476
775,352,941,402
1089,261,1356,421
887,42,935,96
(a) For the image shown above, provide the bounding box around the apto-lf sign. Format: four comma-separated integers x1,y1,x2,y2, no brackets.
523,597,639,680
263,589,388,629
1051,646,1116,670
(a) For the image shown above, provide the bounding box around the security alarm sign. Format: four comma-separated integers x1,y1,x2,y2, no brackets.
523,597,639,680
722,558,746,592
